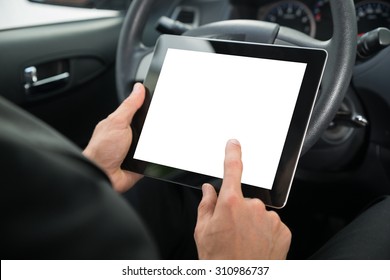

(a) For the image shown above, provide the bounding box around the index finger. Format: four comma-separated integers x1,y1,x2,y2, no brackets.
110,83,146,125
219,139,244,198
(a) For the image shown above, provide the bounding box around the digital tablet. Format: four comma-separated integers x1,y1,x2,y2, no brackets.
122,34,327,208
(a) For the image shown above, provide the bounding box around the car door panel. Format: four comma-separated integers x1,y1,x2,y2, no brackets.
0,16,124,147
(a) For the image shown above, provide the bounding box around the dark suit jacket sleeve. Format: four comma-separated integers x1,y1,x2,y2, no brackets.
0,97,158,259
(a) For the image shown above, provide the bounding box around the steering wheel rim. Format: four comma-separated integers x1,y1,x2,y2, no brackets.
116,0,357,153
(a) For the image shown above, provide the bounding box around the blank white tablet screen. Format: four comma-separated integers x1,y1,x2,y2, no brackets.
134,48,307,190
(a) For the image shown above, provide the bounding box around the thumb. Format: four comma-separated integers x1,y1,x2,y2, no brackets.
197,183,217,222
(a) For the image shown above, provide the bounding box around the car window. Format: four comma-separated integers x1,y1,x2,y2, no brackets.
0,0,127,31
29,0,132,10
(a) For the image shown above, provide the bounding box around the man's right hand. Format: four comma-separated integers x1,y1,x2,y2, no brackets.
194,139,291,259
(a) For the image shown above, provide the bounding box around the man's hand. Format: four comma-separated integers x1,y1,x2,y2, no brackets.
83,83,145,193
194,139,291,259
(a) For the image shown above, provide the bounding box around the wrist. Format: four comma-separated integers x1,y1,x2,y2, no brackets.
82,144,95,161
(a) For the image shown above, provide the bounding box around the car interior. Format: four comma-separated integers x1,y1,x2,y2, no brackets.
1,0,389,259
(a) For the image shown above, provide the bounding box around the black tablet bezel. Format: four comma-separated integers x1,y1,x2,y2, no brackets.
122,34,327,208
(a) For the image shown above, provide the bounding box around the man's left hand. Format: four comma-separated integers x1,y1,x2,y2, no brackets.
83,83,145,193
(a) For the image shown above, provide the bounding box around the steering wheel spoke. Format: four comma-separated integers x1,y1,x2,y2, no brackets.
276,26,330,50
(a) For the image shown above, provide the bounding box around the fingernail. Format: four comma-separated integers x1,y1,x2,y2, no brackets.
202,183,212,195
228,139,240,146
132,83,142,94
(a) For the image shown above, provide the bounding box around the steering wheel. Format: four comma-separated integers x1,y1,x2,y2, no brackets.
116,0,357,153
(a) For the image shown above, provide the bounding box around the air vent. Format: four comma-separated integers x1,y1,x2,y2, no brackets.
172,6,200,27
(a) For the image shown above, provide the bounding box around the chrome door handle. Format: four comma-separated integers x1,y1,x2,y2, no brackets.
24,66,70,93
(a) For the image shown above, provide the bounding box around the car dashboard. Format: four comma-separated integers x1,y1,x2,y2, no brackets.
151,0,389,40
231,0,389,39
